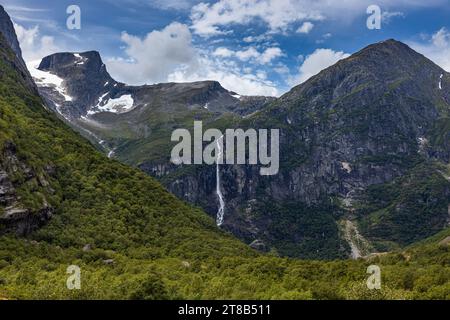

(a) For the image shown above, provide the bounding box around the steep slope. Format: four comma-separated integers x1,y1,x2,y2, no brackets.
0,5,253,259
0,6,36,92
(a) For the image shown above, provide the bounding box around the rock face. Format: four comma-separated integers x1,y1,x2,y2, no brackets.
38,51,117,118
142,40,450,258
0,6,22,59
0,6,37,93
0,142,54,236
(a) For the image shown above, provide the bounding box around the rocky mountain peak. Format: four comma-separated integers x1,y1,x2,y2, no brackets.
282,39,447,106
38,51,114,84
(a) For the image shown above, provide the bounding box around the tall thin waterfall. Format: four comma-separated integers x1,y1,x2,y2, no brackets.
216,136,225,226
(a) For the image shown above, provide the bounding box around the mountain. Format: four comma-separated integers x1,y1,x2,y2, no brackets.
162,39,450,258
0,4,254,296
0,5,448,300
31,51,273,159
34,40,450,258
33,38,450,260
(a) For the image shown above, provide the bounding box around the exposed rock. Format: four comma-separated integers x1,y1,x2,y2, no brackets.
0,6,38,93
0,142,54,236
249,239,267,251
439,236,450,246
0,205,53,236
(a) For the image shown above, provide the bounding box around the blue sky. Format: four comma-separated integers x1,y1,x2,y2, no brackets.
4,0,450,96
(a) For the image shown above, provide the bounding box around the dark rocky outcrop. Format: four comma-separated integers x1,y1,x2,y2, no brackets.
0,142,54,236
0,6,37,93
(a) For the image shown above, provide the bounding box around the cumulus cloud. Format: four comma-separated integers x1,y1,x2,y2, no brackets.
13,22,60,62
289,48,350,86
213,47,234,57
169,58,279,96
259,47,283,64
107,22,198,85
107,23,279,96
190,0,324,36
235,47,260,61
297,22,314,34
213,46,283,64
189,0,447,37
409,27,450,72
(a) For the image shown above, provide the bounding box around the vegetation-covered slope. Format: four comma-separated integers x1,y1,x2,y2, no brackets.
1,226,449,299
0,31,252,258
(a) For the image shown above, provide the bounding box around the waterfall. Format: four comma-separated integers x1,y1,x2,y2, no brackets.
439,74,443,90
216,136,225,226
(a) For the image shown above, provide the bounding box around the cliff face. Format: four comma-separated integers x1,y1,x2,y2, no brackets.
0,6,37,93
144,40,450,259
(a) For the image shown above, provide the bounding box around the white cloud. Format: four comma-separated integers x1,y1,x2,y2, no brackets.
243,34,270,43
213,47,234,57
107,23,279,96
190,0,324,36
169,59,279,96
107,22,199,85
432,27,450,48
381,11,404,24
259,47,283,64
13,22,60,62
235,47,260,61
189,0,447,37
289,48,350,86
409,27,450,72
213,46,283,64
297,22,314,34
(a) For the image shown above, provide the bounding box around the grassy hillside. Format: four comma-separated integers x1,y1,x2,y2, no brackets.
1,228,449,299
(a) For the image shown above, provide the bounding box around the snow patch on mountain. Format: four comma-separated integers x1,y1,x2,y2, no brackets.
73,53,87,65
88,94,134,115
27,61,72,102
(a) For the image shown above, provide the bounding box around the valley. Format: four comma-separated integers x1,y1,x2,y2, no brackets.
0,4,448,301
31,38,450,259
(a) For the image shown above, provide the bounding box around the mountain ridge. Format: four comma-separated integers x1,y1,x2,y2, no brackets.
23,22,450,259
